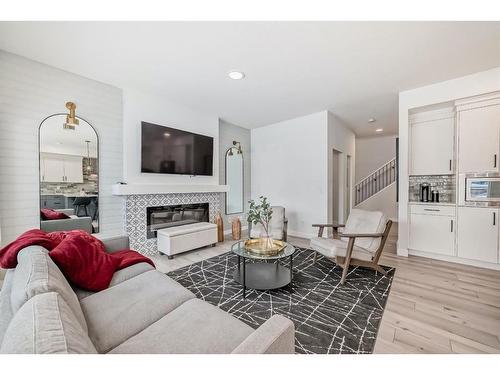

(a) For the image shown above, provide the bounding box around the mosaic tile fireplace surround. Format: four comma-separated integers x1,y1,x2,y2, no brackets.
124,193,222,256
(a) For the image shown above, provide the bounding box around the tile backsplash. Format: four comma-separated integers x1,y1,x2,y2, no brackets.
41,181,98,195
409,175,456,203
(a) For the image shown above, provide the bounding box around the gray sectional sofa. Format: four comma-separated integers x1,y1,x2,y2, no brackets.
0,235,295,354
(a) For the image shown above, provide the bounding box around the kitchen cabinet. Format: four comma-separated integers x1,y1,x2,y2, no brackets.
410,113,454,175
41,156,65,182
40,195,66,209
457,207,499,264
40,153,83,183
409,204,455,256
458,103,500,173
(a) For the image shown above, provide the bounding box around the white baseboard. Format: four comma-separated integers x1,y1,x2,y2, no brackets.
397,247,409,257
408,249,500,271
287,230,314,240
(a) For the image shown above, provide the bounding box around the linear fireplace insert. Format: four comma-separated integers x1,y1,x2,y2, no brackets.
146,203,209,239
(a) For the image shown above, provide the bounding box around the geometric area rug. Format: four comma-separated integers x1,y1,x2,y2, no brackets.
167,247,395,354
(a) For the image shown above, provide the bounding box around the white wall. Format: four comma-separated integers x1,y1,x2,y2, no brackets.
0,51,124,244
355,135,397,183
123,89,220,186
356,183,398,221
251,112,329,238
327,112,356,225
398,66,500,256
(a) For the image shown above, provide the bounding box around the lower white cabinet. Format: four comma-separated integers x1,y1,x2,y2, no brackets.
409,205,455,256
457,207,499,264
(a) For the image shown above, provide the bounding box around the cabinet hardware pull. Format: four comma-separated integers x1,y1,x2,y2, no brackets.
423,208,440,212
495,154,498,169
449,160,452,171
450,220,453,232
494,212,496,226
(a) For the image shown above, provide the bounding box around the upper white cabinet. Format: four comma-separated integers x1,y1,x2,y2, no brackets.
457,101,500,173
41,153,83,183
410,109,455,175
457,206,499,264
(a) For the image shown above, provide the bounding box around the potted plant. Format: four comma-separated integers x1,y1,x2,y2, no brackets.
247,196,273,248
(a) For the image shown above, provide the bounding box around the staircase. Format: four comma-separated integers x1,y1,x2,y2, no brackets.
354,158,397,205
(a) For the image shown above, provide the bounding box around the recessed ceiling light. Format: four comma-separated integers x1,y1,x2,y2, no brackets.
228,71,245,80
163,132,171,137
368,118,376,123
375,128,383,132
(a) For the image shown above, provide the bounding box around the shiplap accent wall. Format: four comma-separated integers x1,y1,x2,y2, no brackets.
0,51,124,244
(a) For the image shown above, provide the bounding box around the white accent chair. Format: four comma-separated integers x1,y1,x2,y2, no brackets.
310,209,392,284
248,206,288,241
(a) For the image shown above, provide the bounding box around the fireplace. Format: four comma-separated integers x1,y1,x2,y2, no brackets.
146,203,209,239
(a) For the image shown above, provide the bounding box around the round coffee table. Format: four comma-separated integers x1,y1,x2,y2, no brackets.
231,240,296,299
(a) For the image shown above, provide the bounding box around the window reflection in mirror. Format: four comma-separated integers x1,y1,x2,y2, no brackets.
39,115,99,233
225,148,244,214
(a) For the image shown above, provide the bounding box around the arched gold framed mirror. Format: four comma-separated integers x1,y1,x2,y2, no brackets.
38,104,99,233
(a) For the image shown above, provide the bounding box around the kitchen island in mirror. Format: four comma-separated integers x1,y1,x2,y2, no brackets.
39,102,99,233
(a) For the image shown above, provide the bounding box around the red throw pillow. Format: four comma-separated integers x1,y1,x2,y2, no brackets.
49,233,120,292
41,208,70,220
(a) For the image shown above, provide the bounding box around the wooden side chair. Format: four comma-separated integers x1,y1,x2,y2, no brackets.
310,209,392,284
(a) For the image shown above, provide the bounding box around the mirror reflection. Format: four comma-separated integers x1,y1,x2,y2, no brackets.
39,113,99,233
225,144,244,214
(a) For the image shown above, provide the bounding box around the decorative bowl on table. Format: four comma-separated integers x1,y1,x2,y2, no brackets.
243,238,286,256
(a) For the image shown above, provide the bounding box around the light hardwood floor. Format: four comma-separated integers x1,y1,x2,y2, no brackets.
152,224,500,354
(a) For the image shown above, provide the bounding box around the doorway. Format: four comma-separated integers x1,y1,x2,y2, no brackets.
332,149,341,223
345,155,352,220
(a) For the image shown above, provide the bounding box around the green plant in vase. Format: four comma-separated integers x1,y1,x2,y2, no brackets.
248,196,273,249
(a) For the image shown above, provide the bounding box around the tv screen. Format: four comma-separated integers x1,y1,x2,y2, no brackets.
141,122,214,176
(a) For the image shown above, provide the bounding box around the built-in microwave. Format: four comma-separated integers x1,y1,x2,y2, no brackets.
459,173,500,207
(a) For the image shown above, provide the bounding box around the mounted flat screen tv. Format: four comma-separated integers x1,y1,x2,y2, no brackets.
141,122,214,176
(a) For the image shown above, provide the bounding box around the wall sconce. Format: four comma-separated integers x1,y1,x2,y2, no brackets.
228,140,243,156
63,102,79,130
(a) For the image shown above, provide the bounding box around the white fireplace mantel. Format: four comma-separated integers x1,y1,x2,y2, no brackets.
112,183,230,196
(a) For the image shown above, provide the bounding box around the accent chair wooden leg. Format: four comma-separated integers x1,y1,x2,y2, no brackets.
312,251,317,264
373,264,387,276
340,238,355,285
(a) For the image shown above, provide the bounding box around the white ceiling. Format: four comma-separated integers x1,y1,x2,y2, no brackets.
1,21,499,137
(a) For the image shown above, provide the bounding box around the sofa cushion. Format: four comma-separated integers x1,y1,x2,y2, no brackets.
10,245,88,333
109,299,254,354
73,262,154,300
343,209,386,253
0,270,14,345
0,292,96,354
310,237,373,261
80,270,195,353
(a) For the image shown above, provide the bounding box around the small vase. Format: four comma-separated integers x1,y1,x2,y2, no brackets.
260,223,273,250
231,217,241,240
215,212,224,242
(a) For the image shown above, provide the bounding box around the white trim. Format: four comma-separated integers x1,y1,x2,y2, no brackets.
455,91,500,110
409,249,500,271
397,247,409,257
112,183,229,195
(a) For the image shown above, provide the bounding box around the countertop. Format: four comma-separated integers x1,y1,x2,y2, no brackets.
41,194,98,198
409,201,456,206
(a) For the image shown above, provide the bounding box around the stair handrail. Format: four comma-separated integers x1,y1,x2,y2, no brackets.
355,158,396,187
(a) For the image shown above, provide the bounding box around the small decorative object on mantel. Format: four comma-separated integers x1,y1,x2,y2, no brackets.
231,217,241,240
215,212,224,242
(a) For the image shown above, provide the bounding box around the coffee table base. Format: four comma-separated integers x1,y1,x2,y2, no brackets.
233,262,292,298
